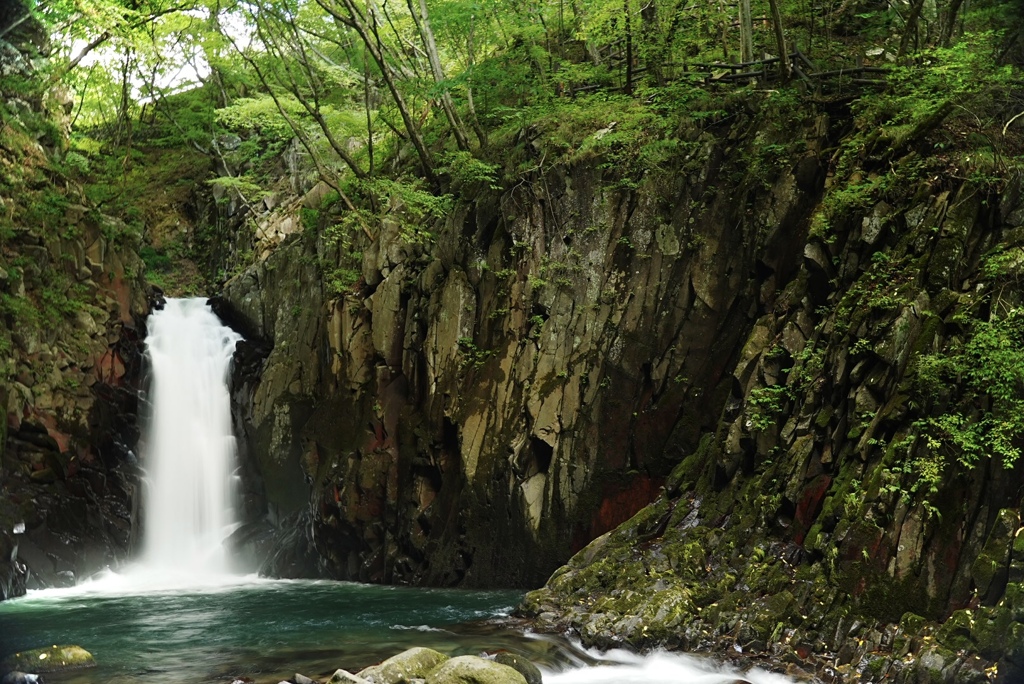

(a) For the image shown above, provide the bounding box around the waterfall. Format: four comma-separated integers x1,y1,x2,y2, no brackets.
139,297,243,577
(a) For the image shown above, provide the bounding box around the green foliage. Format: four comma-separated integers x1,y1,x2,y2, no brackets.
836,252,916,327
216,96,297,142
40,274,87,324
336,177,453,246
323,266,362,296
59,150,92,176
206,174,270,204
859,37,1015,138
300,207,319,232
490,88,721,188
457,336,493,369
22,187,69,234
0,292,40,330
810,180,877,238
982,245,1024,282
216,95,299,176
909,307,1024,475
747,384,790,431
140,245,172,272
437,150,501,189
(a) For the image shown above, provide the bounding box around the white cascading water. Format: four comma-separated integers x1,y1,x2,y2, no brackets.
139,297,243,578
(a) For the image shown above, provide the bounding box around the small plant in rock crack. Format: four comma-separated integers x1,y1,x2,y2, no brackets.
746,384,791,431
457,337,494,369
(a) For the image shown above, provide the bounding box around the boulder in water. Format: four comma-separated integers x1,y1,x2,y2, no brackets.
1,645,94,673
491,654,541,684
327,670,372,684
294,675,318,684
424,656,527,684
357,647,448,684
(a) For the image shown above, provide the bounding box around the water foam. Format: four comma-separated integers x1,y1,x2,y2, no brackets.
542,648,796,684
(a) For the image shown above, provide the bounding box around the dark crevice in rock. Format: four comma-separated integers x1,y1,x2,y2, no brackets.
526,437,553,477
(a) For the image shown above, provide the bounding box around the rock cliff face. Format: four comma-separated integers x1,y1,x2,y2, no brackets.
220,99,829,587
519,141,1024,679
218,88,1024,678
0,23,149,599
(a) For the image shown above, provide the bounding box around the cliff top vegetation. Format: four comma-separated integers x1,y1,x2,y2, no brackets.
2,0,1021,263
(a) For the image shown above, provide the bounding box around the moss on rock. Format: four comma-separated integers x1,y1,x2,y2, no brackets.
357,647,449,684
425,656,526,684
1,645,95,673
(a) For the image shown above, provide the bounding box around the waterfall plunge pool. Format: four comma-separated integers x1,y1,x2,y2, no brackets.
0,576,525,683
0,576,797,684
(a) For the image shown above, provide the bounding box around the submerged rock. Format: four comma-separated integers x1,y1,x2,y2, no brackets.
1,645,94,673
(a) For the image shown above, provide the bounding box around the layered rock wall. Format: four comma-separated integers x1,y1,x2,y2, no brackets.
520,134,1024,681
221,103,829,587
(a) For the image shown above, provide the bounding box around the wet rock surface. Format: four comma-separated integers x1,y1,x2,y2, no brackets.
356,647,450,684
424,656,527,684
339,649,534,684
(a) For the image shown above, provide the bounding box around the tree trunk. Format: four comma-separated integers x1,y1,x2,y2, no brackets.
254,9,367,180
318,0,436,183
898,0,928,59
738,0,754,64
116,49,134,147
364,48,374,176
940,0,965,47
624,0,633,94
465,16,488,147
767,0,790,80
412,0,471,151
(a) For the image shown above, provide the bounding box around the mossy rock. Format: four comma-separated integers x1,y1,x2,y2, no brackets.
1,645,95,673
328,669,373,684
914,645,956,684
1003,582,1024,622
850,572,932,623
900,612,927,633
358,647,449,684
425,656,527,684
1006,621,1024,666
969,605,1013,660
491,653,542,684
935,609,975,653
970,509,1019,601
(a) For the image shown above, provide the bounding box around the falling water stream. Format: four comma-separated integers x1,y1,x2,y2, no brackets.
0,297,794,684
141,297,242,578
